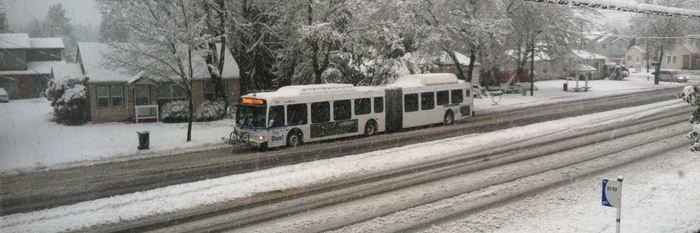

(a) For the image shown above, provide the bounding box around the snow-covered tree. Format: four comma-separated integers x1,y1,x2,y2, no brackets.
504,0,598,85
678,86,700,151
97,0,216,142
410,0,511,83
222,0,284,93
0,3,9,33
630,0,699,84
272,0,354,85
98,10,130,43
44,3,76,61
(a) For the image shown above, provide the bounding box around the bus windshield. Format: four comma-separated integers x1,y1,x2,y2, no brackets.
236,105,267,128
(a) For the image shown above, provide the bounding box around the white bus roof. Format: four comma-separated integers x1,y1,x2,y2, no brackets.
245,84,384,99
386,73,464,88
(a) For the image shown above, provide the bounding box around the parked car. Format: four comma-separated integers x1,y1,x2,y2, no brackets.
652,70,689,83
0,88,8,102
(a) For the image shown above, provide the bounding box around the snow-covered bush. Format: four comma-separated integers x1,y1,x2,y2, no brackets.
194,100,226,122
45,77,89,125
160,101,190,123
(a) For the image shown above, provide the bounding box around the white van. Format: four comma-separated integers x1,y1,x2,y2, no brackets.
0,88,9,102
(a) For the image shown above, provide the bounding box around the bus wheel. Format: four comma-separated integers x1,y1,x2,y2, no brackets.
444,111,454,125
364,120,377,136
287,130,302,148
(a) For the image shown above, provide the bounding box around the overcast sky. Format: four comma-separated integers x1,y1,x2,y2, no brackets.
2,0,101,29
1,0,633,32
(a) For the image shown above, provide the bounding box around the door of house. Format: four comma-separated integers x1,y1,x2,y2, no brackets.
134,86,150,106
18,77,29,99
134,85,157,122
683,55,690,69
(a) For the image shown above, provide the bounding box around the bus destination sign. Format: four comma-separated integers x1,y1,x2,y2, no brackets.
242,98,265,105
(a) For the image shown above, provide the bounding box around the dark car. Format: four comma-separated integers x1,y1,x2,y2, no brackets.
652,70,689,83
0,88,8,102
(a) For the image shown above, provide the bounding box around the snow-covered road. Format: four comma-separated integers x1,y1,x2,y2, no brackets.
2,100,698,233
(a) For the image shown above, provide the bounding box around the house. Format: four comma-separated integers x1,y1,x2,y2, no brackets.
586,31,630,64
0,33,71,99
504,49,607,81
76,42,241,122
623,46,646,71
436,51,481,84
625,39,700,71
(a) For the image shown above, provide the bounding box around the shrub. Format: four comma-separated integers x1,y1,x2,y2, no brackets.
194,100,226,122
160,101,190,123
45,77,89,125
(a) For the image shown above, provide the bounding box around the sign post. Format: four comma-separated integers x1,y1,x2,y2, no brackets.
602,176,624,233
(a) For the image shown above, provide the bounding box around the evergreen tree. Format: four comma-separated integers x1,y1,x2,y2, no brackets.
0,3,9,33
98,9,129,42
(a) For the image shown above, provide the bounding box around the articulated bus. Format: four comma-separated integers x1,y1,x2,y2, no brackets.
230,73,473,150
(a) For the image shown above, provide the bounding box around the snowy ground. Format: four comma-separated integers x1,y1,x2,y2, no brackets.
1,71,699,232
0,71,688,173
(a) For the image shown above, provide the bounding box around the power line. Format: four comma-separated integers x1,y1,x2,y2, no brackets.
525,0,700,19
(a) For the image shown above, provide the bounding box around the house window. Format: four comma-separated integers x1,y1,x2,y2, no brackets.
204,80,227,101
602,43,607,49
96,85,124,108
592,61,600,70
158,83,187,106
627,56,631,61
666,55,677,64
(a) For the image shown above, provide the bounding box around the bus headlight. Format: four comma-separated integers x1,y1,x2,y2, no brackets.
258,136,265,141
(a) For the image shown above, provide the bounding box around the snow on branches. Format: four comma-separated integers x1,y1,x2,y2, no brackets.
679,85,700,151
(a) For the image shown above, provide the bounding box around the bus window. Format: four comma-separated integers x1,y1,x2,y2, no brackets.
269,106,285,127
354,98,371,115
287,103,308,126
451,89,464,104
421,92,434,110
437,90,449,105
311,102,330,123
334,100,352,120
236,105,266,128
374,97,384,113
405,93,419,112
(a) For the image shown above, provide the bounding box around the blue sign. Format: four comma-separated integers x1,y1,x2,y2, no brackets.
602,179,621,207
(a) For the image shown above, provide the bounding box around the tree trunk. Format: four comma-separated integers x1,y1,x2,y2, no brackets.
187,90,193,142
655,44,663,85
530,42,535,96
216,0,228,107
445,49,467,80
467,48,476,83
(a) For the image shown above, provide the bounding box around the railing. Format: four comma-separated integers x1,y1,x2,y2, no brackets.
135,105,159,123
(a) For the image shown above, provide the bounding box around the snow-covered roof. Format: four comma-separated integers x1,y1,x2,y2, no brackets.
214,43,241,79
627,45,646,54
29,38,64,49
438,51,481,66
570,64,597,72
78,42,240,83
386,73,463,88
0,61,69,76
573,50,607,60
681,40,700,54
77,42,131,83
0,33,30,49
52,62,84,79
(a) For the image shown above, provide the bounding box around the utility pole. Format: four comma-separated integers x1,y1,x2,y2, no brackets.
530,41,535,96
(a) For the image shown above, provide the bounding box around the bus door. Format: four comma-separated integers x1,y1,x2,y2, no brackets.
385,88,403,132
267,105,288,148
